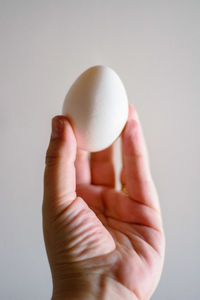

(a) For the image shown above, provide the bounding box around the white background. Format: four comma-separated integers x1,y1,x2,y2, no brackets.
0,1,199,299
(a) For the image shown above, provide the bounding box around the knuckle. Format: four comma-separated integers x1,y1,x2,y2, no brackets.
45,153,58,167
45,145,61,167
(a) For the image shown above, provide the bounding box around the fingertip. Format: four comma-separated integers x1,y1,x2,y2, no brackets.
51,115,73,129
48,115,77,166
128,103,135,118
51,115,64,139
51,115,76,144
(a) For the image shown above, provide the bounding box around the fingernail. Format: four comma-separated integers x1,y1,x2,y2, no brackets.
51,117,64,139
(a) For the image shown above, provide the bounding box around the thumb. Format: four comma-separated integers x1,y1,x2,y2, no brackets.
43,116,77,213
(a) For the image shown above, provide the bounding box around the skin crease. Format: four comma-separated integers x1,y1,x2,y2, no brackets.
42,104,165,300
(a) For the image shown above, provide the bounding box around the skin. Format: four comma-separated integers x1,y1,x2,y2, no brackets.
42,104,165,300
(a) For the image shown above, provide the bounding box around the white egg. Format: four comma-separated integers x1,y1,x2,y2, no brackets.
62,65,129,152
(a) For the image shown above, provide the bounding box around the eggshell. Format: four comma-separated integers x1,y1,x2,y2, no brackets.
62,65,129,152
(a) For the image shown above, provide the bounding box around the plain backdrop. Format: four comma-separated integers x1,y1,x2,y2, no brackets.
0,1,200,299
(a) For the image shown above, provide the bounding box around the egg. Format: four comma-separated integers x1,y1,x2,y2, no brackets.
62,65,129,152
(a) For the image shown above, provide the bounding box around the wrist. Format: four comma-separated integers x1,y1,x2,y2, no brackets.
52,274,138,300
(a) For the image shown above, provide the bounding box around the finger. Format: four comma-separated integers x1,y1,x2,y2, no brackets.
43,116,77,211
121,104,160,210
90,144,115,188
120,105,136,188
75,148,91,185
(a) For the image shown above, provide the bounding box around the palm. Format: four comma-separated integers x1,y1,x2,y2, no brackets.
75,180,164,299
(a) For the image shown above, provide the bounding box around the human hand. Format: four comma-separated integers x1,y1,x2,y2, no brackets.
42,104,165,300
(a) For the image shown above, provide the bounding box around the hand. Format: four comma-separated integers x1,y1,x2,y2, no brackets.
42,104,165,300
